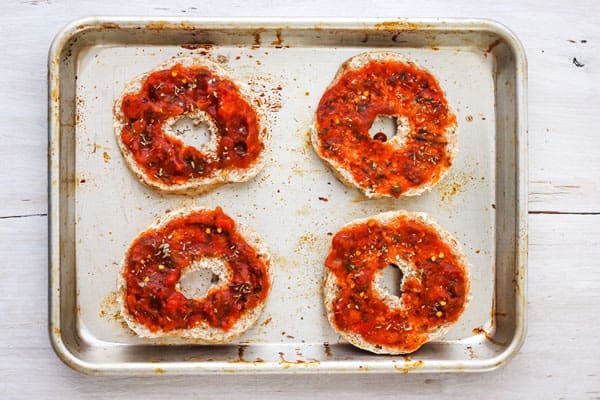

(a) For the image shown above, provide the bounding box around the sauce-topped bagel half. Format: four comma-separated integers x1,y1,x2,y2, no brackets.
114,57,268,194
323,210,469,354
119,207,271,342
312,52,457,198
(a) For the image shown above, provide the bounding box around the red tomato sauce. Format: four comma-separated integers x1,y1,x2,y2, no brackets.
315,60,456,197
119,64,263,185
325,216,468,350
123,207,270,332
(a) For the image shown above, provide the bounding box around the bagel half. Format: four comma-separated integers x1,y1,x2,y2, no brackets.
113,56,269,195
323,210,470,354
311,52,457,198
118,206,272,343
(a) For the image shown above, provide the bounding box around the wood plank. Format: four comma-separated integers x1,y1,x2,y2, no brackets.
528,14,600,213
1,213,598,398
1,0,600,216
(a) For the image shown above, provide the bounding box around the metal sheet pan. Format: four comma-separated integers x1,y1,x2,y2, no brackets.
49,17,527,374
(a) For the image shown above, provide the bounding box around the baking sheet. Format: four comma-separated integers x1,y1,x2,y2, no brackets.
49,17,527,374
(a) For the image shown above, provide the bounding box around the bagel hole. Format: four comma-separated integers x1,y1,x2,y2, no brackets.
369,115,397,142
178,258,229,299
171,117,212,149
368,115,410,144
379,263,404,298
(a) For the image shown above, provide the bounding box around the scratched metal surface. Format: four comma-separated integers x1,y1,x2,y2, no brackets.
48,17,527,374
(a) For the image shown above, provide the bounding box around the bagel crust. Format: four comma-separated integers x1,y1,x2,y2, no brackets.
323,210,469,354
119,207,271,343
311,52,457,198
113,57,268,194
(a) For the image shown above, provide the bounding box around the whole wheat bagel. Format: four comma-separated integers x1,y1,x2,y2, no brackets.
323,210,469,354
114,57,269,194
311,52,457,198
119,207,271,342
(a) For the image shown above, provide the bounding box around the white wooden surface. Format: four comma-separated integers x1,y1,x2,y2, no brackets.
1,0,599,398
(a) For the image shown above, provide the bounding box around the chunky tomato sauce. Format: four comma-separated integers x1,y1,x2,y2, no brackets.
325,216,468,350
119,64,263,184
316,60,456,197
123,208,270,332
